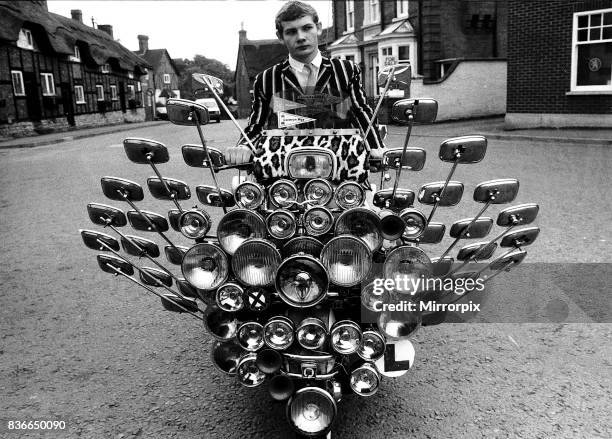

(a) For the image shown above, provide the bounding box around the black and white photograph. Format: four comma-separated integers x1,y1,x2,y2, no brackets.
0,0,610,438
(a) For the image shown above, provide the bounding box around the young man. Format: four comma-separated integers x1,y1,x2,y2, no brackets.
228,0,386,170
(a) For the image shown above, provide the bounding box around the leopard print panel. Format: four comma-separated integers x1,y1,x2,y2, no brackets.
252,134,370,185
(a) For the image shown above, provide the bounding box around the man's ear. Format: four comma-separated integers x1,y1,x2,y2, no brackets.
316,22,323,36
276,30,283,42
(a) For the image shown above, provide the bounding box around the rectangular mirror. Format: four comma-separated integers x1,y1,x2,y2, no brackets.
147,177,191,201
165,245,189,265
418,181,464,206
384,147,426,171
123,138,169,164
439,136,487,164
101,177,144,202
196,185,235,207
121,235,160,258
431,256,453,277
160,294,199,313
489,249,527,271
97,254,134,276
166,98,209,126
457,241,497,261
419,222,446,244
378,64,411,90
177,278,199,299
497,203,539,227
449,217,493,239
391,98,438,124
500,227,540,248
168,209,181,232
139,267,173,288
80,229,120,252
127,210,169,232
373,189,415,210
182,144,226,168
473,179,519,204
87,203,127,227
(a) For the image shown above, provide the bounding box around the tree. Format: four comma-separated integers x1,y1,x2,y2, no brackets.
174,55,235,101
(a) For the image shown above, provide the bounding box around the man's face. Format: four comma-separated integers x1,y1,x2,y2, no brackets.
277,15,322,63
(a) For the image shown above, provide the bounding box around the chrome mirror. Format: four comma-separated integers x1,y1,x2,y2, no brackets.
120,235,160,258
383,147,426,171
418,181,464,206
473,179,519,204
457,241,497,261
500,227,540,248
80,229,120,251
391,98,438,124
439,135,487,164
166,98,209,126
449,217,493,239
101,177,144,202
419,222,446,244
127,210,169,232
497,203,539,227
139,267,173,287
177,278,200,300
147,177,191,201
182,144,227,168
97,254,133,276
378,63,411,90
192,73,224,93
431,256,453,277
489,248,527,271
196,185,235,207
123,138,169,164
87,203,127,227
165,245,189,265
373,189,415,210
168,209,181,231
160,294,199,313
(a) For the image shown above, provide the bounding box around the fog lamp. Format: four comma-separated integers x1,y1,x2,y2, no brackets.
181,243,229,290
215,282,244,312
304,179,333,206
335,208,383,252
266,209,297,240
269,179,298,208
236,353,266,387
349,363,381,396
287,387,337,436
334,181,365,210
217,209,266,255
296,318,327,350
377,304,421,339
234,181,265,209
211,340,244,376
275,255,329,307
330,320,362,355
357,330,386,361
361,281,390,312
286,148,335,180
204,306,239,341
321,236,371,287
232,239,281,286
400,208,427,240
383,246,432,293
303,207,334,236
237,322,265,352
263,316,294,350
178,209,211,239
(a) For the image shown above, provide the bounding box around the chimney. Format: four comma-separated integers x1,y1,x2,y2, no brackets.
98,25,113,38
239,23,247,44
138,35,149,54
71,9,82,23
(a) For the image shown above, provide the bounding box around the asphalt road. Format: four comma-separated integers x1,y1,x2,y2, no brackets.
0,120,610,438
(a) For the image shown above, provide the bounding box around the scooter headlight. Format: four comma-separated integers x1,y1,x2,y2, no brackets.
275,255,329,307
204,306,239,341
287,387,337,436
263,316,294,350
178,209,211,239
334,181,365,210
232,239,281,286
217,209,266,255
296,318,327,350
349,363,381,396
181,243,229,290
266,209,297,240
357,330,386,361
383,246,432,293
234,181,265,209
283,236,323,258
303,207,334,236
400,208,427,240
321,236,371,287
236,353,266,387
304,179,333,206
330,320,362,355
269,179,298,208
361,281,390,312
335,207,383,252
237,322,265,352
215,282,244,312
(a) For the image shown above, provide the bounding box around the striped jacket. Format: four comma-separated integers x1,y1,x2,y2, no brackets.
241,56,384,151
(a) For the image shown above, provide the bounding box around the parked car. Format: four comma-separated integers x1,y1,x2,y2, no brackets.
194,98,221,123
155,105,167,120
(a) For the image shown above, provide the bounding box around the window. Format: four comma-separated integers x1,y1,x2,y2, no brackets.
396,0,409,18
17,28,34,50
381,47,396,67
11,71,25,96
40,73,55,96
346,1,355,31
74,85,85,104
70,45,81,62
399,46,410,63
365,0,379,24
96,85,105,101
100,64,110,74
571,8,612,92
163,73,171,84
127,85,136,100
110,85,118,101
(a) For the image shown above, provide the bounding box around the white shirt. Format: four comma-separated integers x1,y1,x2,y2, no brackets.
288,50,322,90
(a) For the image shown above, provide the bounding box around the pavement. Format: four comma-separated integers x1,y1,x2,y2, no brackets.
0,116,610,149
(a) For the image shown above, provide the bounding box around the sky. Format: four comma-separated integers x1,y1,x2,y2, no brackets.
47,0,334,69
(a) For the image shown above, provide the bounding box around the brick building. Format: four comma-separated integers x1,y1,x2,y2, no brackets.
506,0,612,128
0,1,150,138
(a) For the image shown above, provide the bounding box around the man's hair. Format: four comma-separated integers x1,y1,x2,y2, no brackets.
275,1,319,34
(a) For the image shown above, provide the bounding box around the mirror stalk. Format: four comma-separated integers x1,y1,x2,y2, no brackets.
438,200,493,261
390,113,414,207
363,65,396,140
146,155,184,213
426,159,460,226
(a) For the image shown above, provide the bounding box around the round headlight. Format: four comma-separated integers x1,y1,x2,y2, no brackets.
383,246,432,294
303,207,334,236
204,306,239,341
275,255,329,307
321,235,371,287
236,353,266,387
296,318,327,350
335,208,383,252
287,387,337,436
216,282,244,312
304,179,333,206
266,209,297,240
377,303,421,339
232,239,281,286
181,243,229,290
283,236,323,258
235,181,265,209
349,363,381,396
330,320,362,355
178,209,211,239
334,181,365,210
237,322,265,352
357,330,386,361
379,210,406,241
361,282,390,312
269,179,298,208
400,208,427,240
211,340,244,376
217,209,266,255
263,316,294,350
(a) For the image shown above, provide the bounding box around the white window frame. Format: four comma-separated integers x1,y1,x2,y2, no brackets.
110,85,118,101
40,73,55,96
365,0,380,25
74,85,85,104
346,1,355,32
17,28,34,50
11,70,25,96
100,64,110,74
127,84,136,100
70,45,81,62
570,8,612,93
96,85,105,101
136,81,142,92
163,73,171,84
396,0,409,19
